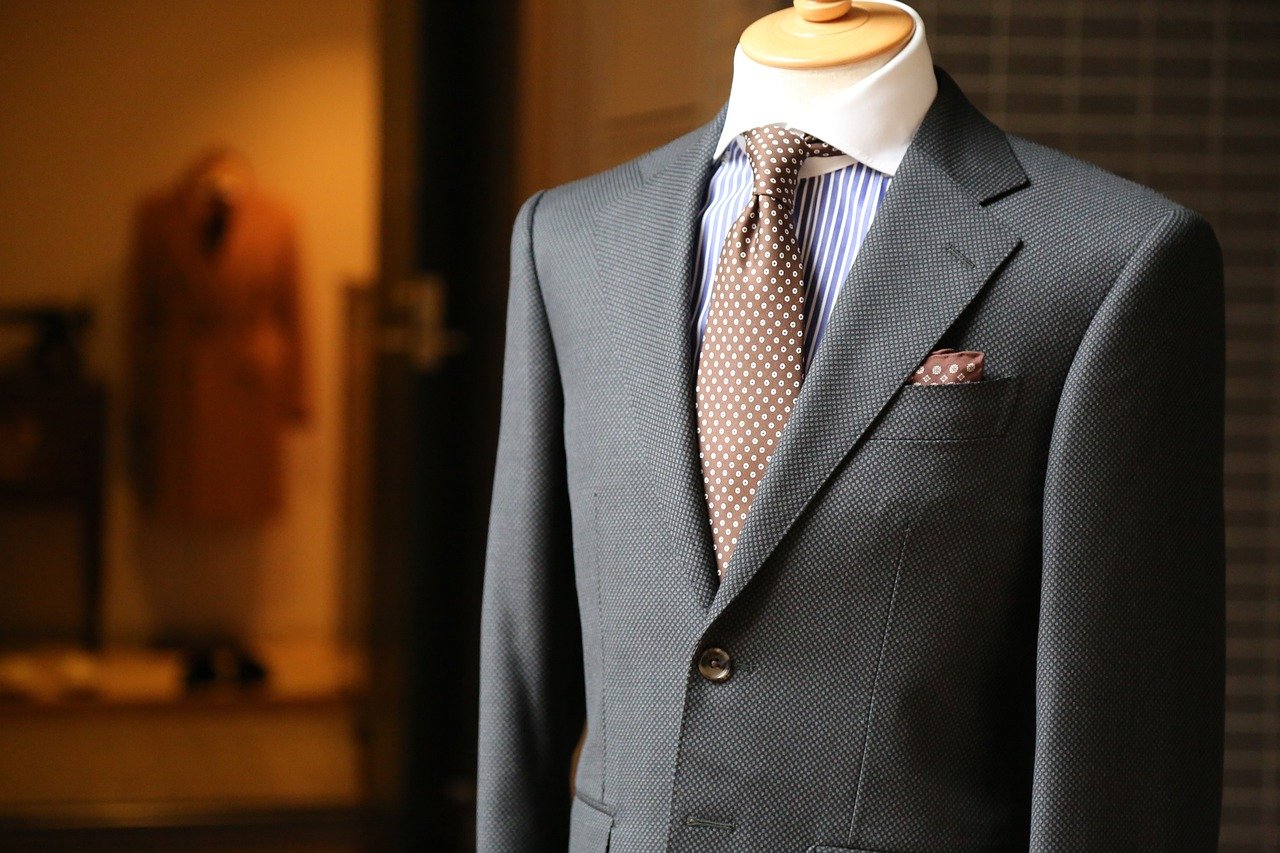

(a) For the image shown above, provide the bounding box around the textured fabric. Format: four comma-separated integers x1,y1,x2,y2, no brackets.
477,65,1225,852
691,140,892,377
695,124,840,579
908,347,984,384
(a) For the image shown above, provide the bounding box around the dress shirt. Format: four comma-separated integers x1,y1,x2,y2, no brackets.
692,0,938,373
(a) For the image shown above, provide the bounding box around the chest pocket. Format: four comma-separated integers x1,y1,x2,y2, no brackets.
864,375,1022,442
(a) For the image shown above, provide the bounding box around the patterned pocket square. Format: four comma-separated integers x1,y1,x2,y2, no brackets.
909,348,984,384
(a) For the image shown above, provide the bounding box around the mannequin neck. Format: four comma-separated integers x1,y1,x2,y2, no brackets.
726,43,898,126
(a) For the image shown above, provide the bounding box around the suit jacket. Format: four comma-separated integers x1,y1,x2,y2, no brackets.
477,66,1225,852
127,173,310,523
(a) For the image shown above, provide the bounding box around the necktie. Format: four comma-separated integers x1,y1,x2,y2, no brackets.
695,124,840,580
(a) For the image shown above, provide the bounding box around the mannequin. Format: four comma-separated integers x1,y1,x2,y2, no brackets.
715,0,936,175
568,0,934,800
740,0,914,68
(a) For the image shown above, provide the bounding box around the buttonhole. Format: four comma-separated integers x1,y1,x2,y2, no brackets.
945,243,977,269
684,815,735,830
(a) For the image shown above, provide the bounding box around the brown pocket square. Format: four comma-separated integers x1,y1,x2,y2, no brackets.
909,348,984,384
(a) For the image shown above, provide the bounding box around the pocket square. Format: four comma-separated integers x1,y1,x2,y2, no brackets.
909,348,984,384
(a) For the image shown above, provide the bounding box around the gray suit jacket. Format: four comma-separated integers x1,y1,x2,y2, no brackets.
477,66,1225,852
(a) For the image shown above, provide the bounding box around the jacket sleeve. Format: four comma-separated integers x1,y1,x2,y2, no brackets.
1032,206,1225,849
476,188,587,851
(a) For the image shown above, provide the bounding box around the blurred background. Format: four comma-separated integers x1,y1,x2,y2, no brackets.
0,1,1275,850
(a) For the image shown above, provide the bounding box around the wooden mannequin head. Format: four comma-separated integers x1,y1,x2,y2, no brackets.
740,0,914,69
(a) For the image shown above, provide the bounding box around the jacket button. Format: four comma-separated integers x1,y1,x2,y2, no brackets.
697,646,732,682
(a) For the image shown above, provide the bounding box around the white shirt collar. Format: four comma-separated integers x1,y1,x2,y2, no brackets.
713,0,937,177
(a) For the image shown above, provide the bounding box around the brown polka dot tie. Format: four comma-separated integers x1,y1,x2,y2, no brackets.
695,124,840,580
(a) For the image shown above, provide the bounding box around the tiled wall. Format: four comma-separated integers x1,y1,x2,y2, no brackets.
908,1,1278,848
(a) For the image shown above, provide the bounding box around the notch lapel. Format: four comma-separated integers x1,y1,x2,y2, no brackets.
591,107,728,610
589,67,1030,619
705,68,1030,622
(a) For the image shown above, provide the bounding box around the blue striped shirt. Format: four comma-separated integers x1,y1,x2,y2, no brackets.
691,138,892,375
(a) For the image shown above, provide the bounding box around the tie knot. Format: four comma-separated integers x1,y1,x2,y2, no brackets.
742,124,841,201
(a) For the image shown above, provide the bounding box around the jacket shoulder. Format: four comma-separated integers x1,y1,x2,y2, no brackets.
1008,133,1207,218
1002,132,1214,262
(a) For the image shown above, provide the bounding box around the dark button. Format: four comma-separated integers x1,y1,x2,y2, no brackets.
697,646,732,682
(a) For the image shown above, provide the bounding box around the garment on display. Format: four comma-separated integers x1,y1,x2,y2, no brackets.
478,2,1225,849
126,146,312,524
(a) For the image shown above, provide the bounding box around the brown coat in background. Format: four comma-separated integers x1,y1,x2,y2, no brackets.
126,148,310,523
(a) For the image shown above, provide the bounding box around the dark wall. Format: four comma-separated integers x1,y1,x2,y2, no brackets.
409,0,519,846
371,0,517,850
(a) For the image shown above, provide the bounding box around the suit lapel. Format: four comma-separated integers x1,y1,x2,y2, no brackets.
590,68,1031,619
592,108,728,610
705,68,1030,622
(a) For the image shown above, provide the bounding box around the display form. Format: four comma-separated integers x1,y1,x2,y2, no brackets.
478,2,1225,850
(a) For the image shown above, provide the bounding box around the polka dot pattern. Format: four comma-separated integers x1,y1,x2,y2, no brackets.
693,124,839,580
909,347,985,384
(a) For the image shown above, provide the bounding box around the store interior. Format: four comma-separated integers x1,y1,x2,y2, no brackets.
0,1,1275,850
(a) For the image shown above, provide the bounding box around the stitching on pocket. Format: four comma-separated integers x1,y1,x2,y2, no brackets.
867,375,1022,442
846,522,911,843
